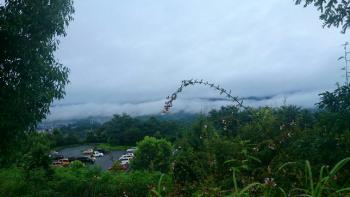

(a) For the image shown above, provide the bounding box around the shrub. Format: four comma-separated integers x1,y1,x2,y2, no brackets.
131,136,173,173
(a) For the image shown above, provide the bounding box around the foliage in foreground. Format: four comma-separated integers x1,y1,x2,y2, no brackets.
0,0,74,167
295,0,350,33
0,163,171,197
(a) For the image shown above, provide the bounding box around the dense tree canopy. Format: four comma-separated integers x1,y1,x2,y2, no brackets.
0,0,74,165
318,84,350,112
96,114,182,145
317,84,350,133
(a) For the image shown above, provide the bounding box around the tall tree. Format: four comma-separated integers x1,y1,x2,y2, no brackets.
295,0,350,33
0,0,74,165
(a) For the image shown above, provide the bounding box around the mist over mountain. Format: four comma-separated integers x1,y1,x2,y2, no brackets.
45,89,320,122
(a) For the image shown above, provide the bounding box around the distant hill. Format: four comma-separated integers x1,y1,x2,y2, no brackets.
38,116,111,130
136,111,199,123
38,111,199,130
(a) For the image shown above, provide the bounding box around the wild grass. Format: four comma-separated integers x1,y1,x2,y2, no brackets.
278,157,350,197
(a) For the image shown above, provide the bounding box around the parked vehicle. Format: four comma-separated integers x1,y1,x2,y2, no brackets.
51,160,63,167
95,148,107,154
126,147,136,153
83,148,93,154
59,158,70,166
119,154,133,161
93,151,104,157
120,158,130,165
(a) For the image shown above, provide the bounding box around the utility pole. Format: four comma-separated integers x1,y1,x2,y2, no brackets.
339,42,350,86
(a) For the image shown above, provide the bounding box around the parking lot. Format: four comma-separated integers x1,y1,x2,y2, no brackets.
58,145,126,170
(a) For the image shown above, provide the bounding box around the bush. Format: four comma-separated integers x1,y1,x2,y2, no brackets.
131,136,173,173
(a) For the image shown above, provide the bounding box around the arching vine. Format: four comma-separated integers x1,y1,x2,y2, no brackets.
162,79,247,113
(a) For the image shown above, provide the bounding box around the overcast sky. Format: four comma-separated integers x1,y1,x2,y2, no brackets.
48,0,348,121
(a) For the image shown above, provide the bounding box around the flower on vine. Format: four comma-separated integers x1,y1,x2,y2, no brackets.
268,143,275,150
264,177,277,188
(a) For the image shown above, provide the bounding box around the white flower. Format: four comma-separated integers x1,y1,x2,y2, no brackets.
264,177,277,187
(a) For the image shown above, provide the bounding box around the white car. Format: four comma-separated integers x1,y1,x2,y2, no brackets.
126,148,136,153
119,154,133,161
120,158,130,165
93,151,104,157
125,152,134,157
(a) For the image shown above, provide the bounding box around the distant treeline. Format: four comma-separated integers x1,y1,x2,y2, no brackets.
48,113,195,147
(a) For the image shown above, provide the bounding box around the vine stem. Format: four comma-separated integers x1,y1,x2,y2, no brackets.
162,79,247,113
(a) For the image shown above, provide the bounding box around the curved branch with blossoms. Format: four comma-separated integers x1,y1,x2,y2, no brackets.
162,79,247,113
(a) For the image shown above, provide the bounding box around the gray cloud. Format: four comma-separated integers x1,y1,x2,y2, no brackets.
47,90,320,121
48,0,347,120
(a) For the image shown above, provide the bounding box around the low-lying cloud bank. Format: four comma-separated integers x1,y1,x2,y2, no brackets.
46,90,321,121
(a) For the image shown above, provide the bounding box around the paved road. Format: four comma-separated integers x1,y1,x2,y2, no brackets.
57,145,126,170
